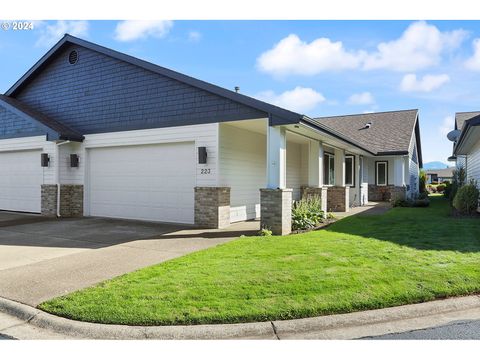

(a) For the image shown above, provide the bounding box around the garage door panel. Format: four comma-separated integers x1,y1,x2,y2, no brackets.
0,150,42,213
88,142,195,224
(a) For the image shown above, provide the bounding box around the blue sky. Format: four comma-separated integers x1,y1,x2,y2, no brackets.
2,20,480,164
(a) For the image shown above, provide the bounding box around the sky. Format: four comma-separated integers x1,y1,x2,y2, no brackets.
1,20,480,165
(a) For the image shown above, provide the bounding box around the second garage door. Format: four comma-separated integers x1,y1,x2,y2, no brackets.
87,142,195,224
0,149,42,213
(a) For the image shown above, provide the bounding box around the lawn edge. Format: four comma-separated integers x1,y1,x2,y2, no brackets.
2,294,480,339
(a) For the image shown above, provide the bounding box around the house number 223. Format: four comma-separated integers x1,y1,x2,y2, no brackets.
200,168,211,174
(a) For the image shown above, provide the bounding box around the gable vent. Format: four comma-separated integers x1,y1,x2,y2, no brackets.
68,50,78,65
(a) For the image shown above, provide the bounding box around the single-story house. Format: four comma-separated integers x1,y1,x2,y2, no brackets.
425,167,454,184
447,111,480,170
0,34,422,235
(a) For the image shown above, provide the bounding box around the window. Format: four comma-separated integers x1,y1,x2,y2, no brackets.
323,153,335,186
345,155,355,187
376,161,388,186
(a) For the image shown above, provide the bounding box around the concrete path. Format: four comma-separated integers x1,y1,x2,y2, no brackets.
1,295,479,340
0,213,258,306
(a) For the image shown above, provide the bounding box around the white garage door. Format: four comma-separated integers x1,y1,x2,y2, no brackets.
87,142,195,224
0,149,42,213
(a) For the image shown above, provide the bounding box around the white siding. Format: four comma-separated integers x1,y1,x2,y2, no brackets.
466,138,480,184
0,135,56,185
59,141,83,185
218,124,266,222
286,141,308,201
366,157,394,185
407,131,420,197
456,155,466,170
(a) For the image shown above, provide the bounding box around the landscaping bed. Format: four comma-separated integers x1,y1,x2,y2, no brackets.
39,196,480,326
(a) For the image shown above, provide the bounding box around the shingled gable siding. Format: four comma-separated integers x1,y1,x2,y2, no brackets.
14,44,267,135
0,105,44,139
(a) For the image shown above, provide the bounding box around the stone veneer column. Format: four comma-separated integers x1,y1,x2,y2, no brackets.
327,186,350,212
59,185,84,217
41,184,84,217
41,184,58,216
368,185,406,202
194,187,230,229
260,188,292,235
300,186,328,214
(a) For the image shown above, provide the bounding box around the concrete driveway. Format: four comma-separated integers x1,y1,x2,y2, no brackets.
0,212,258,306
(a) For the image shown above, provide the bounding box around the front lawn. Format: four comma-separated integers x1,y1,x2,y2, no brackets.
39,196,480,325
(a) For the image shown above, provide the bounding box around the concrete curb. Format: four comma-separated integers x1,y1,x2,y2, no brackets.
1,295,480,339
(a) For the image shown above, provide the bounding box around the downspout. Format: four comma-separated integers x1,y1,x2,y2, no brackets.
55,140,71,217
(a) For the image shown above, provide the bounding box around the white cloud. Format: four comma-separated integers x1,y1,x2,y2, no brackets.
465,38,480,71
439,116,454,136
256,34,365,76
114,20,173,42
364,21,468,72
347,92,375,105
35,21,89,47
188,31,202,42
257,22,468,76
255,86,325,113
400,73,450,92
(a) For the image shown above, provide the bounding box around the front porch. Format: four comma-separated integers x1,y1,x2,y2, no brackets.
194,118,408,235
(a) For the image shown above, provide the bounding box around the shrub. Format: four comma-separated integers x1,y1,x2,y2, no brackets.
258,228,272,237
443,182,453,199
291,196,325,231
436,184,446,192
419,169,426,193
453,180,479,215
449,167,466,204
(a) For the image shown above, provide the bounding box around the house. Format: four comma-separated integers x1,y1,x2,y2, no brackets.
0,34,422,235
425,168,454,184
448,111,480,184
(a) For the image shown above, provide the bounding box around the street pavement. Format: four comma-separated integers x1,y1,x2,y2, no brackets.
364,319,480,339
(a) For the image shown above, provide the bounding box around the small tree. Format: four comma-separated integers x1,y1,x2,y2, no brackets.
453,179,479,215
449,166,466,204
419,169,427,193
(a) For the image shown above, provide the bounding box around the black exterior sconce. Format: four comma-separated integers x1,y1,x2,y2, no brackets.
198,146,207,164
41,153,50,167
70,154,79,168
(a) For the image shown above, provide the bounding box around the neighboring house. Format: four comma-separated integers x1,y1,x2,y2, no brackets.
425,168,454,184
448,111,480,170
0,34,422,235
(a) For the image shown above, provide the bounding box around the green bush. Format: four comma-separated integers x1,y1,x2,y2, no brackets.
443,182,452,199
258,228,272,237
453,181,479,215
292,196,325,231
449,167,466,204
436,184,446,192
419,169,426,193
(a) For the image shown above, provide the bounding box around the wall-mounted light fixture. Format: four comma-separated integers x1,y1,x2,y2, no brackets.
198,146,207,164
41,153,49,167
70,154,79,168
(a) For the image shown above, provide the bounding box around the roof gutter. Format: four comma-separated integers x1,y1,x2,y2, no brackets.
453,115,480,155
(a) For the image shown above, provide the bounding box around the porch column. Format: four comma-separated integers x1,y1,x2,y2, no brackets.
327,148,349,212
303,140,327,213
261,125,291,235
334,148,345,187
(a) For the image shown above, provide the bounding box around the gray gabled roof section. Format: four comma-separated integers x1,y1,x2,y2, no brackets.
0,95,83,141
455,111,480,131
313,109,420,154
5,34,304,126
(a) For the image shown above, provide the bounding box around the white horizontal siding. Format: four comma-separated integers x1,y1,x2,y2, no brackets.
409,158,419,196
0,135,56,185
466,138,480,184
81,123,219,187
218,124,266,222
366,157,395,185
286,141,308,201
59,142,83,185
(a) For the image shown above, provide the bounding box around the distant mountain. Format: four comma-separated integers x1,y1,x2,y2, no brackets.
423,161,450,170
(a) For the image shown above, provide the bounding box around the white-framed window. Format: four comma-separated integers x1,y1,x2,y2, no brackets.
345,155,355,187
323,152,335,186
376,161,388,186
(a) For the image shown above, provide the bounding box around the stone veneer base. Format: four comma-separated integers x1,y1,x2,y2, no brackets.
194,187,230,229
260,188,292,236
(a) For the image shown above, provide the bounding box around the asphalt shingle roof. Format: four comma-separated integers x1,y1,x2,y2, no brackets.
312,109,418,155
425,167,454,178
455,111,480,131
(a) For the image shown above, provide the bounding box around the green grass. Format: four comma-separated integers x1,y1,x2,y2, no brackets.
39,196,480,325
